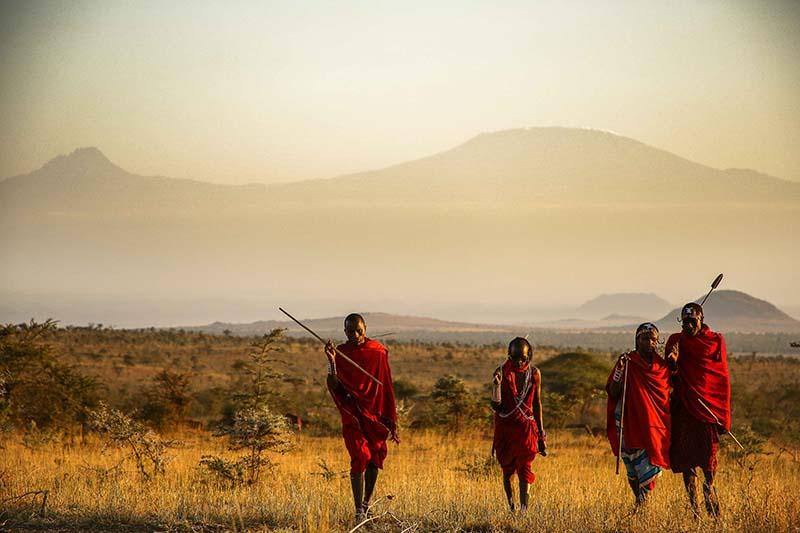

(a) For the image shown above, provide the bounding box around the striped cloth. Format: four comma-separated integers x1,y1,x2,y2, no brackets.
615,401,662,494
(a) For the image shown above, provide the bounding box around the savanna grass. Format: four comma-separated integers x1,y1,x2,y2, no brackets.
3,429,799,532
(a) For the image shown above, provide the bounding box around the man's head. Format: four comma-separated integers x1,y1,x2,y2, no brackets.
344,313,367,345
508,337,533,367
680,303,704,337
635,322,659,355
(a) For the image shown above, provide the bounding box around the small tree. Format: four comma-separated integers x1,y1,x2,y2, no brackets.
431,375,473,432
201,328,291,484
0,320,98,431
201,405,290,485
230,329,286,411
141,368,193,428
89,403,173,481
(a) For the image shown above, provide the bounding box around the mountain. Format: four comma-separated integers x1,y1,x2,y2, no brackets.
575,293,672,319
277,127,800,206
2,130,799,326
0,147,241,216
654,290,800,333
3,128,800,216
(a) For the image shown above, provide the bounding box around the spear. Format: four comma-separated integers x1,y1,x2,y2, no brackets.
278,307,382,386
697,397,744,450
700,273,724,307
615,352,631,475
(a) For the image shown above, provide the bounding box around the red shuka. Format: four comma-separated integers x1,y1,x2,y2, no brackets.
493,359,541,481
666,325,730,431
605,350,671,469
328,339,397,470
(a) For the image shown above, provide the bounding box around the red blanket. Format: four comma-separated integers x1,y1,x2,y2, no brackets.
328,338,397,444
666,325,730,431
605,350,671,469
493,360,541,463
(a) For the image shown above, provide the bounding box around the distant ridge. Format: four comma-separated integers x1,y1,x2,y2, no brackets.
185,291,800,338
192,311,515,337
576,293,672,319
654,290,800,333
3,128,800,215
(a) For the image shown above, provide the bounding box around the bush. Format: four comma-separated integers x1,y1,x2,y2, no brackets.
0,320,99,431
201,405,291,485
89,403,174,481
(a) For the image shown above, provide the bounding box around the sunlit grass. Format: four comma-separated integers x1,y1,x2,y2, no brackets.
4,429,799,532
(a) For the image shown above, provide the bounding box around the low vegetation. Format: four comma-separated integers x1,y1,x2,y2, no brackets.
2,320,799,531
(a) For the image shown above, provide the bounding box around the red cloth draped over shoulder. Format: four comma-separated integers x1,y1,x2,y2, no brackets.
493,359,540,456
666,325,730,431
605,350,671,469
328,338,397,444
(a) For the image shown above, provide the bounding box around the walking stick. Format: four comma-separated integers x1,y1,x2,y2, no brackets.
615,352,630,475
278,307,383,386
697,397,745,450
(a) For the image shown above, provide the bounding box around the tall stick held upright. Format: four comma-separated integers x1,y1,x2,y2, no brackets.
615,352,631,475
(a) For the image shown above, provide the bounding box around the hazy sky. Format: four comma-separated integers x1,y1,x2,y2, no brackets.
1,0,799,184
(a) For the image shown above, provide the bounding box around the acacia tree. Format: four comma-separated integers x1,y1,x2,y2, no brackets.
141,368,193,428
0,320,98,431
201,328,291,485
431,375,476,432
89,403,173,481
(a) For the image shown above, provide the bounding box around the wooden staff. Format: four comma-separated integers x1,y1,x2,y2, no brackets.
615,352,630,475
697,397,744,450
278,307,383,386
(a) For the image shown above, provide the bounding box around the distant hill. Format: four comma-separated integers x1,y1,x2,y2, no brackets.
575,293,672,319
191,312,517,338
2,130,798,330
188,291,800,343
654,290,800,333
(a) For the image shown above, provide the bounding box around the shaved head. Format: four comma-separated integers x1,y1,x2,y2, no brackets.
344,313,366,328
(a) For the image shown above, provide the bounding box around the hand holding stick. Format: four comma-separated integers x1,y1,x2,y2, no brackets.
279,307,382,386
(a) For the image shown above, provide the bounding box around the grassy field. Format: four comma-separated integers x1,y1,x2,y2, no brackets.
4,429,800,532
4,325,800,531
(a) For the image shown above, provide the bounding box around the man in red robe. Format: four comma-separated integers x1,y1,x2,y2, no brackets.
491,337,546,512
606,323,671,506
666,303,730,517
324,313,398,523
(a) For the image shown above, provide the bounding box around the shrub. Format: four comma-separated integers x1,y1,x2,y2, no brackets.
88,403,174,481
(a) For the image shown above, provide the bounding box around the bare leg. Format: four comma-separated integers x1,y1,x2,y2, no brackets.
350,472,364,519
702,469,720,517
363,462,379,515
502,472,515,511
519,477,529,512
682,469,700,517
627,477,641,505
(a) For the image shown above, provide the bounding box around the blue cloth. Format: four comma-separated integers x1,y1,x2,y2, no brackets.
615,399,662,490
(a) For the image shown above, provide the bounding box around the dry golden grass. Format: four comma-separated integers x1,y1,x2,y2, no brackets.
4,429,799,532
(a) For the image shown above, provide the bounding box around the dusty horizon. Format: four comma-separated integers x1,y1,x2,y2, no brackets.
2,2,798,330
1,1,799,184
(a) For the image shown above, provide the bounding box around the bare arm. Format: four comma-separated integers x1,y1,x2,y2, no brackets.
490,367,502,412
532,368,544,434
325,340,342,390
